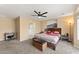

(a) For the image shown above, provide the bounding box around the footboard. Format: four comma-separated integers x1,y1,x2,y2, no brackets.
47,39,60,50
47,42,56,50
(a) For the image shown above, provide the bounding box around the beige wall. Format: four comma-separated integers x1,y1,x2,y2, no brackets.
0,17,15,41
0,16,45,41
73,7,79,48
16,17,42,41
73,14,78,47
0,16,75,42
15,17,59,41
15,16,20,40
40,20,47,31
57,15,74,42
0,15,75,43
40,20,57,31
19,16,74,41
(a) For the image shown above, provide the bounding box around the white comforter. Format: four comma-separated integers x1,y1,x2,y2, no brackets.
35,33,60,44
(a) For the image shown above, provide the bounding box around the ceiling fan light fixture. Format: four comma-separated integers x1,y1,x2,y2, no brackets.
33,10,48,18
38,16,42,18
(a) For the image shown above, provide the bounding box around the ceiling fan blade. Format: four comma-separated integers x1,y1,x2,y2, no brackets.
41,12,48,15
32,15,37,16
34,11,39,14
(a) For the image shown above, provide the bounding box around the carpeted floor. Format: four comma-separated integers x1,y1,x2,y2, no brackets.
0,39,79,54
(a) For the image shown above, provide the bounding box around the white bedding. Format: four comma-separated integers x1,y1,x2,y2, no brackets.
35,33,60,44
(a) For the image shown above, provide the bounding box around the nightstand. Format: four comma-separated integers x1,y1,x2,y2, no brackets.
61,35,69,41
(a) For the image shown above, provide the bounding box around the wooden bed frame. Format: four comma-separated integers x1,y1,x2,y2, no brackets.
45,28,61,34
33,28,61,51
46,28,61,50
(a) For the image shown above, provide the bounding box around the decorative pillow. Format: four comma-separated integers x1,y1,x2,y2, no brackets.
54,31,59,34
46,31,51,35
49,31,59,36
50,32,54,35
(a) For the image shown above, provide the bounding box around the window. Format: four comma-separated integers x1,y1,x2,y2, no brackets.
28,23,35,35
77,17,79,40
47,20,57,28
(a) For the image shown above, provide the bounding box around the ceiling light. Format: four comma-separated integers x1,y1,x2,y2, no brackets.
38,16,42,18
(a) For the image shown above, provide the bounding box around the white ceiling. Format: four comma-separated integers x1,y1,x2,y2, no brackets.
0,4,77,20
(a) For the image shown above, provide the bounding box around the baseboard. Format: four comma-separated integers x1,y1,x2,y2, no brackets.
0,39,4,41
20,39,28,42
73,44,79,49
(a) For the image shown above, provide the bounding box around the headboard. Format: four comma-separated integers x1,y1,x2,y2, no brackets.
45,28,61,34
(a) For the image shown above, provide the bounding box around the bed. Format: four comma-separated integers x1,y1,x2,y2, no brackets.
34,28,61,50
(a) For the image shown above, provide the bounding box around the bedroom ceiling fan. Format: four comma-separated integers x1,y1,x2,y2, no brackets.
32,10,48,18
